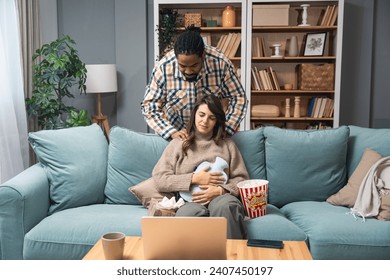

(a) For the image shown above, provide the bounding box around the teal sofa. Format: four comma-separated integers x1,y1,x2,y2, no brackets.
1,124,389,260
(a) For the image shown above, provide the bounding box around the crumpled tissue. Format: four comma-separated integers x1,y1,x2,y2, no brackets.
157,196,185,209
148,197,185,216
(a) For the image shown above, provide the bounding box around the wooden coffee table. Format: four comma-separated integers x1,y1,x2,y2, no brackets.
83,236,312,260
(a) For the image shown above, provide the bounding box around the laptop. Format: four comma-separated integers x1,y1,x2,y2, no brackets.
141,216,227,260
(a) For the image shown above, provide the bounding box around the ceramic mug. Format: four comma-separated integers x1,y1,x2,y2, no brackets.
101,232,125,260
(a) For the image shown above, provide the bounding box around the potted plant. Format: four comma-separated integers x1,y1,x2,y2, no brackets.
25,35,91,129
157,8,181,59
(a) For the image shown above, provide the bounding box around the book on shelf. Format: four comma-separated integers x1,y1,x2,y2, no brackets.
312,97,322,118
318,98,328,118
307,97,316,117
251,68,261,90
329,7,338,26
221,33,233,53
320,5,337,26
201,33,212,46
251,67,281,91
216,33,241,58
252,37,260,57
308,97,334,118
261,37,266,57
252,36,266,57
216,34,226,50
228,33,241,58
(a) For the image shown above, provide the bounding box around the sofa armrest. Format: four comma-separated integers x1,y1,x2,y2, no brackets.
0,164,50,259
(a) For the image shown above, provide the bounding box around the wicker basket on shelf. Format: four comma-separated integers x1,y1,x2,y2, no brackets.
184,13,202,27
297,64,335,90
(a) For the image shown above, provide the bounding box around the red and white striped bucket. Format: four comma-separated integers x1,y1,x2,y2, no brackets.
237,179,268,219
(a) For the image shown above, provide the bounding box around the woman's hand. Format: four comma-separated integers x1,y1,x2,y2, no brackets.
191,166,225,185
192,185,221,205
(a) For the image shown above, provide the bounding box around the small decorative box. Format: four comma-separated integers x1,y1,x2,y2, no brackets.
253,5,289,26
184,13,202,27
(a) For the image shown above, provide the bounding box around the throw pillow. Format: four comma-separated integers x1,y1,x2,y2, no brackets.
378,193,390,221
28,124,108,215
129,177,174,208
327,148,383,207
263,126,350,208
104,126,168,205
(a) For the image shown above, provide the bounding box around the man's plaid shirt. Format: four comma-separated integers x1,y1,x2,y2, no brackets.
141,45,248,140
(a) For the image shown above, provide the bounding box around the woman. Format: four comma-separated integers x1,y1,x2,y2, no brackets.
152,95,249,239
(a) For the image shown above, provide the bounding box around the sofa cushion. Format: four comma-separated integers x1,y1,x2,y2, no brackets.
347,126,390,177
23,204,148,259
28,124,108,215
105,127,168,205
282,201,390,260
327,148,383,207
245,204,307,241
264,126,350,207
129,177,174,208
231,128,266,180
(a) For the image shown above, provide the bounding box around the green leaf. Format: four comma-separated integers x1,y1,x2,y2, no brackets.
27,35,87,130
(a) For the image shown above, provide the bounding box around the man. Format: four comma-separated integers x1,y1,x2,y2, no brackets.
141,26,247,140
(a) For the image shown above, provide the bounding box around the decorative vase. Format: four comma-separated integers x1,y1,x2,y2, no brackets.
222,6,236,27
288,35,299,57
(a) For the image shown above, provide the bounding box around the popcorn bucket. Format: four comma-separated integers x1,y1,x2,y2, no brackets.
237,179,268,218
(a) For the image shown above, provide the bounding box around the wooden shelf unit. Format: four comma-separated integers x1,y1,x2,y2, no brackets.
153,0,344,131
246,0,344,130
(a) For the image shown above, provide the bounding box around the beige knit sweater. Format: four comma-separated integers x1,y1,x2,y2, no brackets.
152,135,249,197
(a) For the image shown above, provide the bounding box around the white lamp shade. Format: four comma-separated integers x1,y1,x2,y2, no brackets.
85,64,118,93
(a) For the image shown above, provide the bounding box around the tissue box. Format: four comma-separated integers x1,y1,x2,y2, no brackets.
253,5,289,26
148,199,177,216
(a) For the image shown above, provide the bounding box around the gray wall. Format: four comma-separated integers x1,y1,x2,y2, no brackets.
371,0,390,128
54,0,148,132
340,0,390,128
41,0,390,131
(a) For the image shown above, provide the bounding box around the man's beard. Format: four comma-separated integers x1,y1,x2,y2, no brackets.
184,74,197,82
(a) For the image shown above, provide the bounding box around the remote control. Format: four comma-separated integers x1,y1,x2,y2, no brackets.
247,239,284,249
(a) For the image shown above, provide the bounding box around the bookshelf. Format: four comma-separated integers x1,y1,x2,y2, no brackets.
153,0,344,131
246,0,344,130
153,0,248,131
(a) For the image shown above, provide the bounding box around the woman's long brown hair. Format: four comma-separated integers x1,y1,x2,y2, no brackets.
182,95,226,155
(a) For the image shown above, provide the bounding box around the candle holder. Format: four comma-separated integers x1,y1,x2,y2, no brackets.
294,96,301,118
271,43,283,58
299,4,311,26
285,98,291,118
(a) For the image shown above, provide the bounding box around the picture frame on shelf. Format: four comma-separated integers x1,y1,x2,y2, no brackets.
303,32,327,56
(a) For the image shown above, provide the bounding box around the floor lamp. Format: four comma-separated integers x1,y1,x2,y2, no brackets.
85,64,118,140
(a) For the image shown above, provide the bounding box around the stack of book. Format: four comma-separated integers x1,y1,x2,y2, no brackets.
307,97,334,118
216,33,241,58
319,5,338,26
252,36,266,57
251,66,280,91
